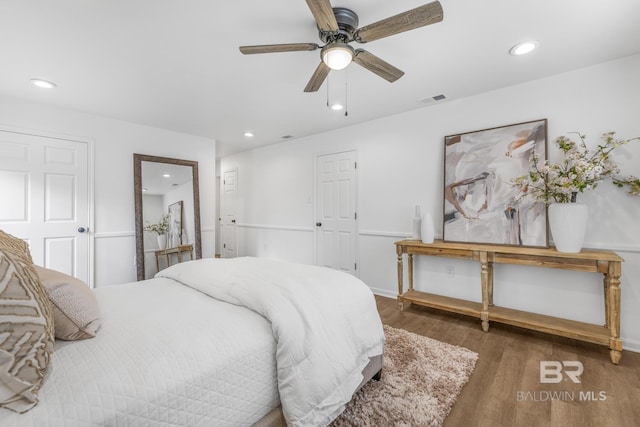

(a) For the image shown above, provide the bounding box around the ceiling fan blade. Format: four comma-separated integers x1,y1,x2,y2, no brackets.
353,50,404,82
239,43,319,55
354,1,443,43
304,62,331,92
305,0,339,33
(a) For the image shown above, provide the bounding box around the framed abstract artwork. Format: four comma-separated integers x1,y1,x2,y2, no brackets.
443,119,548,247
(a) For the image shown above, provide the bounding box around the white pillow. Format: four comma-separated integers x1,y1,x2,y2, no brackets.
33,266,101,341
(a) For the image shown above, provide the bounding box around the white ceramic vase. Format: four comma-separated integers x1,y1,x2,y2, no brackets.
157,234,167,249
548,203,588,253
421,213,435,244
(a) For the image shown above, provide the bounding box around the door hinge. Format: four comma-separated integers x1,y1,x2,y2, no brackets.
354,212,357,220
354,161,357,169
223,243,226,249
354,262,357,270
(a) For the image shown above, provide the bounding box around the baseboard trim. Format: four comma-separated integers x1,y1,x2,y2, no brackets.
371,287,396,299
622,337,640,354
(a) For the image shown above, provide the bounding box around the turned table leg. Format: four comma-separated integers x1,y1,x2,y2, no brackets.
488,262,494,306
603,276,610,329
480,251,490,332
408,254,414,292
605,261,622,364
396,246,405,311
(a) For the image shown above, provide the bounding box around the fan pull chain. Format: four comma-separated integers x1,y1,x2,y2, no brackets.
326,69,349,117
344,68,348,117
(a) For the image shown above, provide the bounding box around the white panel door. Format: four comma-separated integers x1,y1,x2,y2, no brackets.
0,130,89,282
315,151,357,274
221,169,237,258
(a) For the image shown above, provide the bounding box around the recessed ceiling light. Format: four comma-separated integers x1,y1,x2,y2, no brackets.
30,78,57,89
330,103,344,111
162,174,171,178
244,132,254,137
509,41,538,56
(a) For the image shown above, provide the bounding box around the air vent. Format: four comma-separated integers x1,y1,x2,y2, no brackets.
281,135,294,139
419,94,447,104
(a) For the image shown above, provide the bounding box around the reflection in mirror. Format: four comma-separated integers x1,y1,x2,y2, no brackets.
167,200,184,248
134,154,201,281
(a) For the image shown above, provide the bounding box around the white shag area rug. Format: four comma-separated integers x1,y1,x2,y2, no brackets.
332,325,478,427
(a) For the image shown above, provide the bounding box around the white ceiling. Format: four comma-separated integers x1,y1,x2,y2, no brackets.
1,1,639,158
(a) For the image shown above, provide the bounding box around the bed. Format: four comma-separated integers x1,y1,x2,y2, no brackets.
0,237,385,427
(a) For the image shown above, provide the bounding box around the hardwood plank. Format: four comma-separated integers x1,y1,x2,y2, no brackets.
375,295,640,427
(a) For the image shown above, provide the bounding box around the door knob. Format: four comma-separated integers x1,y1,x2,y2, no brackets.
77,227,87,233
231,219,236,224
316,222,322,227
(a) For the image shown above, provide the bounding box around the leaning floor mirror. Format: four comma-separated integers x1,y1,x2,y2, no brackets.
134,154,202,280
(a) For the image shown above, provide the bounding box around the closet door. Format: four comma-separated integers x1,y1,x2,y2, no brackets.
0,130,90,282
221,168,238,258
315,150,357,275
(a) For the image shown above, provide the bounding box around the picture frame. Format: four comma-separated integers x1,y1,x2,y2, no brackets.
443,119,548,247
167,200,184,248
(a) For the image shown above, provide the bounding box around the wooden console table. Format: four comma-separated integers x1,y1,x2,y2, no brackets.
155,244,194,272
395,239,624,364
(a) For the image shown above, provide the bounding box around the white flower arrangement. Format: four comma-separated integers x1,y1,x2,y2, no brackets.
143,214,169,235
512,132,639,203
613,175,640,196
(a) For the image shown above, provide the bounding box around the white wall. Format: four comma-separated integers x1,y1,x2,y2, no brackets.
0,97,216,286
221,53,640,352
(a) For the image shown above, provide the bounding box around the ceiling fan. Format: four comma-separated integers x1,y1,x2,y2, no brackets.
239,0,444,92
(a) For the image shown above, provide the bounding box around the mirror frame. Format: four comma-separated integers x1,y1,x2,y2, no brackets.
134,153,202,281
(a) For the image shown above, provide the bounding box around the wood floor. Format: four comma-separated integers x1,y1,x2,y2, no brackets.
375,295,640,427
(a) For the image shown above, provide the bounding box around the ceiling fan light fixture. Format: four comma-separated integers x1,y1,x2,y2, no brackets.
322,42,354,70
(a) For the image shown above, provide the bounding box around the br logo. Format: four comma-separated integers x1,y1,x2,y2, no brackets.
540,361,583,384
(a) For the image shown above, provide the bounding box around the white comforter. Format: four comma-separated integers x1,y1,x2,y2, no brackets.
157,257,385,427
1,277,280,426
